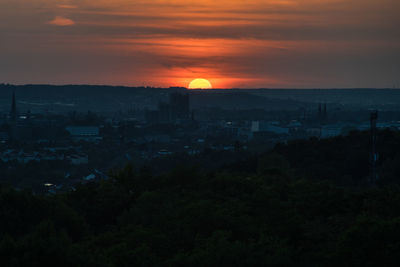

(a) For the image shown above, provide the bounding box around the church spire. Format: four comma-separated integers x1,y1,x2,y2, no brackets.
10,91,17,121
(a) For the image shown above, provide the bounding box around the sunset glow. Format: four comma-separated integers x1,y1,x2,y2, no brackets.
1,0,399,88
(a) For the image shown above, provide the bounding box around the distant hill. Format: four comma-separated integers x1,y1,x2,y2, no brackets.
1,84,399,113
0,84,309,113
190,90,306,110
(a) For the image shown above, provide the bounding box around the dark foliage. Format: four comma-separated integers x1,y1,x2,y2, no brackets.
1,131,400,266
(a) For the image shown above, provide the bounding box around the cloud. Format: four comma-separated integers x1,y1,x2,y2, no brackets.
2,0,399,88
48,16,75,26
58,4,78,9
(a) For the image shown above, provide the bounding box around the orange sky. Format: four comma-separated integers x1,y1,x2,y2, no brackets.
1,0,399,88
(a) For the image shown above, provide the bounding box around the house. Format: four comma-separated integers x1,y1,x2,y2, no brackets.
251,121,289,135
66,126,102,142
68,154,89,165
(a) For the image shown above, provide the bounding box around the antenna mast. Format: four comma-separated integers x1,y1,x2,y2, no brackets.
370,110,378,184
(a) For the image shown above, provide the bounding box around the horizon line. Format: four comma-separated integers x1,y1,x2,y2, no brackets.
0,83,398,90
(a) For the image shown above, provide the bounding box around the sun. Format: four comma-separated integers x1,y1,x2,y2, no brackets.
188,78,212,89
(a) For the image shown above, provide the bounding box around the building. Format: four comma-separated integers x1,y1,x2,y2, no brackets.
0,132,9,142
9,91,17,122
145,92,190,124
66,126,102,142
251,121,289,135
169,92,190,120
68,154,89,165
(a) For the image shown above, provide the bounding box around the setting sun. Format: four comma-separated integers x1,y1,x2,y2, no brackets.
188,79,213,89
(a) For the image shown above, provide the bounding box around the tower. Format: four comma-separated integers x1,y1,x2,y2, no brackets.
318,103,322,117
169,92,189,120
370,110,378,184
10,91,17,121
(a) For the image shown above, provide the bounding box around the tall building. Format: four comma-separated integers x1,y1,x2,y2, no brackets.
146,92,190,124
318,103,322,116
169,92,189,120
10,91,17,121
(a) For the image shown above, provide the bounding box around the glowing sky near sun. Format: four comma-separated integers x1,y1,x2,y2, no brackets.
0,0,399,88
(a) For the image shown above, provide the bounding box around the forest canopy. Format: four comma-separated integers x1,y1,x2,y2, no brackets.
1,130,400,266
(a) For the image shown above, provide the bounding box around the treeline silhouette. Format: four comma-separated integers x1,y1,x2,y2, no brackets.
1,130,400,266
